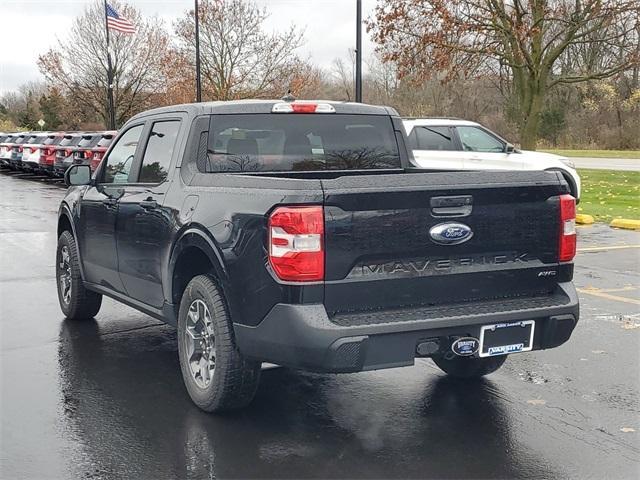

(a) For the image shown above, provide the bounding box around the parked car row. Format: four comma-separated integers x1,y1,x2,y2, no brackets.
0,130,117,177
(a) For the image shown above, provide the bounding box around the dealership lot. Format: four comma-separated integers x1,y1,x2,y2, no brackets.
0,172,638,479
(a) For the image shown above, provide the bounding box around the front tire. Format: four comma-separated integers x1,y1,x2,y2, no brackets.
56,230,102,320
432,354,507,378
177,274,261,412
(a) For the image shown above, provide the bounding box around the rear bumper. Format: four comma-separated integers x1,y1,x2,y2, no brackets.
234,282,579,373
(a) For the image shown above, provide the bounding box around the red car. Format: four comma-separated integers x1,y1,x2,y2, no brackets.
88,131,117,172
24,132,66,175
53,133,84,177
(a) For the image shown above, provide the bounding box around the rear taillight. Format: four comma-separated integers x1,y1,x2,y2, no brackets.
90,154,103,171
559,194,576,262
268,206,324,282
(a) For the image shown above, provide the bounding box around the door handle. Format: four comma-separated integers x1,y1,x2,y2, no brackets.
430,195,473,217
140,199,158,210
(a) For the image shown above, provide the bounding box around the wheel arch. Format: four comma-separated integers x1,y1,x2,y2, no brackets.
57,204,75,239
57,203,86,280
168,226,230,310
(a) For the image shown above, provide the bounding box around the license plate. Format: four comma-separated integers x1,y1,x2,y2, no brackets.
479,320,535,357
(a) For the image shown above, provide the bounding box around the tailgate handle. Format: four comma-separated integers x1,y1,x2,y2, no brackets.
430,195,473,217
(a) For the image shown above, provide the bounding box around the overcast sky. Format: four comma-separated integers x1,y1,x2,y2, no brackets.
0,0,377,95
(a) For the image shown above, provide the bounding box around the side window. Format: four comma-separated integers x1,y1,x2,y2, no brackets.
456,126,504,153
138,120,181,183
102,125,144,184
415,126,455,151
406,129,419,150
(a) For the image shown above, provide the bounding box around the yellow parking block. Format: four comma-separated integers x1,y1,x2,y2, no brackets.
576,214,594,225
610,219,640,231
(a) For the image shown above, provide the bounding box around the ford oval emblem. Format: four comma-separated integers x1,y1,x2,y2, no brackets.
429,222,473,245
451,337,479,356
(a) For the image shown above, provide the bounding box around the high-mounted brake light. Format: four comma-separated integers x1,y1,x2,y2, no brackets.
272,102,335,114
558,194,576,262
268,206,324,282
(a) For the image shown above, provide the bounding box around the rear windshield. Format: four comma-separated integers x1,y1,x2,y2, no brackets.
78,135,99,148
204,114,401,172
28,135,47,144
59,136,82,147
15,136,27,145
44,135,62,145
96,135,114,147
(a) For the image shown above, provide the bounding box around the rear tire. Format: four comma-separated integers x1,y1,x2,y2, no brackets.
432,354,507,378
56,230,102,320
177,274,261,412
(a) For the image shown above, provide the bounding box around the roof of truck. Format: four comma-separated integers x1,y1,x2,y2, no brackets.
129,99,399,122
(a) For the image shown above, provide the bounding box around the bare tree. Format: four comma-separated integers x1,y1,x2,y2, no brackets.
368,0,640,149
331,50,356,101
38,0,169,127
174,0,306,100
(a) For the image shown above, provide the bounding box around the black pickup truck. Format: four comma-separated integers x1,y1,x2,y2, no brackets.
57,100,579,412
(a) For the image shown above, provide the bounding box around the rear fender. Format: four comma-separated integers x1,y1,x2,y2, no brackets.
167,226,232,308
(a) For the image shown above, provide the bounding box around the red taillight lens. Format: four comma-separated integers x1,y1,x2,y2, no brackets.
272,102,336,113
90,153,103,172
291,103,317,113
268,206,324,282
559,194,576,262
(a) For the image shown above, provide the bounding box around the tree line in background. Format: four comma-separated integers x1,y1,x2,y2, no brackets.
1,0,638,150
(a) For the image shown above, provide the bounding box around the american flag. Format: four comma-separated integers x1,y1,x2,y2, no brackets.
106,3,136,34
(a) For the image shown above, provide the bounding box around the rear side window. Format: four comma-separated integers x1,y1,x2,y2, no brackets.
411,126,455,151
204,114,400,172
138,120,180,183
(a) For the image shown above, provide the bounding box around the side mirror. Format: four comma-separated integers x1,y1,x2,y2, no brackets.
64,164,92,187
505,143,515,153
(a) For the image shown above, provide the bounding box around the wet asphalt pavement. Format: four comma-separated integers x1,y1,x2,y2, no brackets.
1,171,639,479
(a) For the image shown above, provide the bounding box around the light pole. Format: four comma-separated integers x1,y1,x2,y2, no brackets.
355,0,362,102
195,0,202,102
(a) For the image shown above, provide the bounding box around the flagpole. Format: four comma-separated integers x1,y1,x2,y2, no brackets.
104,0,116,129
194,0,202,102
